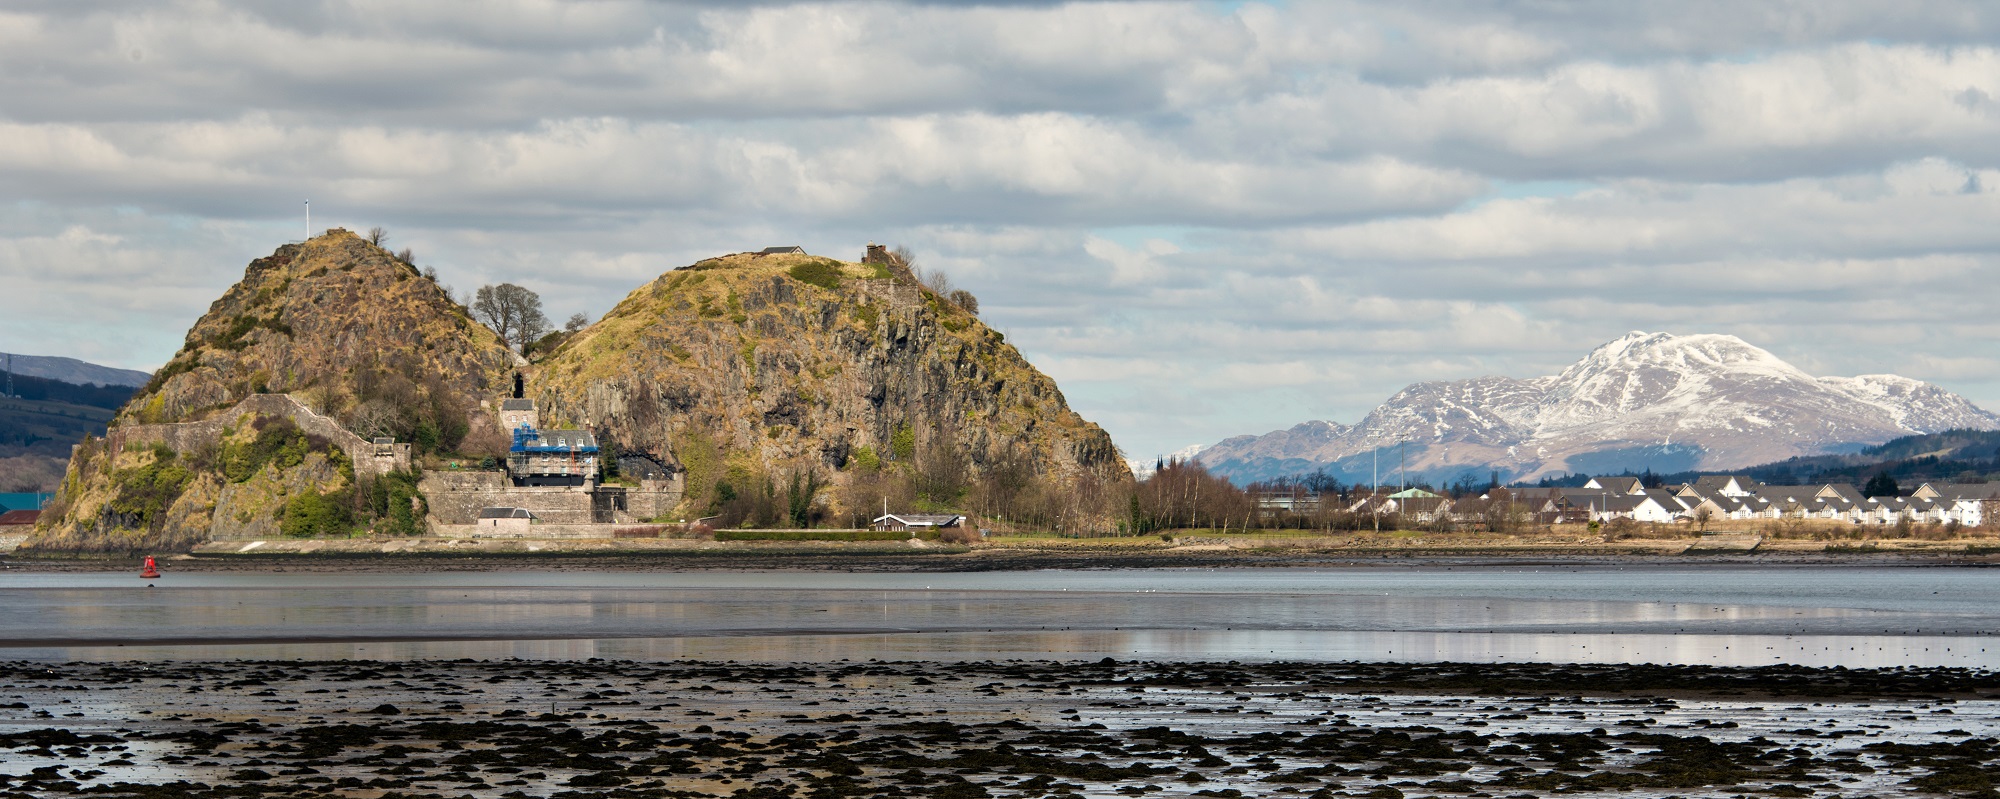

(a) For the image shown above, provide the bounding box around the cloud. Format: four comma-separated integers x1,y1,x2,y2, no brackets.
4,1,2000,460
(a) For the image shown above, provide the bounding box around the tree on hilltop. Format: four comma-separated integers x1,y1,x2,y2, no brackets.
473,283,550,352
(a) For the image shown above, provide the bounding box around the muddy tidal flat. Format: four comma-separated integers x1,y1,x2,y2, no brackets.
5,659,2000,799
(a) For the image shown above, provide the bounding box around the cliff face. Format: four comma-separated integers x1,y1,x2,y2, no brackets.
124,229,516,428
29,230,511,552
534,251,1126,517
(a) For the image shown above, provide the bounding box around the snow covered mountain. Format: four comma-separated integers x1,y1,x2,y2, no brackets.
1127,444,1208,478
1198,332,2000,485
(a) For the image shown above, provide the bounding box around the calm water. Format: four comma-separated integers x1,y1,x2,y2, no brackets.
1,565,1994,666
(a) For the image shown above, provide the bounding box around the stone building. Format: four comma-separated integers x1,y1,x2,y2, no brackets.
507,426,599,488
499,398,538,430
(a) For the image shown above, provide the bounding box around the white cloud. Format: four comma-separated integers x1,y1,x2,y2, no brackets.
4,1,2000,460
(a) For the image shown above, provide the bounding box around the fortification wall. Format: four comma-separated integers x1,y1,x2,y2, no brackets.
419,471,684,526
106,394,411,476
433,523,659,540
856,278,923,312
622,477,685,522
420,473,589,525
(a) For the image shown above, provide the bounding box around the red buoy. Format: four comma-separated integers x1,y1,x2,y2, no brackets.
140,555,160,579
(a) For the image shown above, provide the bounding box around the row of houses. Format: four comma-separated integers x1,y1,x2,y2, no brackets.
1269,475,2000,528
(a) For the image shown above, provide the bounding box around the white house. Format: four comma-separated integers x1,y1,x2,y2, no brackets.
1583,476,1647,495
872,513,965,533
1915,483,2000,527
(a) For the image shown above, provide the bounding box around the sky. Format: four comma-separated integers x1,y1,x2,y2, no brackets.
5,1,2000,461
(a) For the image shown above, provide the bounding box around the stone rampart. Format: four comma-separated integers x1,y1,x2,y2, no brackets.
433,523,661,540
107,394,411,477
857,278,923,312
420,472,594,525
421,471,683,527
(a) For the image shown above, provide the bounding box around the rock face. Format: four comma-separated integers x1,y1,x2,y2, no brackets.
1200,332,2000,484
122,229,516,427
533,251,1127,516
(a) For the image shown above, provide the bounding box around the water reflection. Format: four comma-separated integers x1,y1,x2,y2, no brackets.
4,566,1998,668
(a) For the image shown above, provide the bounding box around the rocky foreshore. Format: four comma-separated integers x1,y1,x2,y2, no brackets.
2,658,1997,798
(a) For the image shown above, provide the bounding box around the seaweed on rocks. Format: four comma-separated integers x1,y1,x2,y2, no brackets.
3,658,2000,798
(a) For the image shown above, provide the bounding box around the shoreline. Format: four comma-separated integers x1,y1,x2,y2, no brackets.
8,531,2000,572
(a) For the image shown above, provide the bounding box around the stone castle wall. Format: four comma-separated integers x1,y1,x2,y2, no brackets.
420,471,683,526
108,394,411,477
856,277,923,311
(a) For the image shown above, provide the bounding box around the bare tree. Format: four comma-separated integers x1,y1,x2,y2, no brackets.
564,313,590,332
472,283,551,352
948,289,979,315
906,257,978,314
395,247,414,264
345,398,401,441
367,227,389,246
422,266,438,282
922,268,953,298
890,245,917,271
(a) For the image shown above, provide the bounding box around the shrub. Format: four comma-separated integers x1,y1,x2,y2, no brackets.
365,469,425,536
221,417,313,483
787,261,842,291
850,303,879,330
280,490,353,538
939,527,981,545
848,445,881,473
108,448,194,531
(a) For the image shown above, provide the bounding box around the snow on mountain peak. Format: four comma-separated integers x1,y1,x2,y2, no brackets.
1196,332,2000,483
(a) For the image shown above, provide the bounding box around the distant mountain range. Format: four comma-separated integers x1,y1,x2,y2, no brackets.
1,353,151,388
1195,332,2000,486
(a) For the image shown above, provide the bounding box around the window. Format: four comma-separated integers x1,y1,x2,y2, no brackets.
558,437,567,447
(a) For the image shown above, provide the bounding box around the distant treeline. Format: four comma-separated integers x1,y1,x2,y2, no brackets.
1518,429,2000,491
3,373,137,410
1,374,134,459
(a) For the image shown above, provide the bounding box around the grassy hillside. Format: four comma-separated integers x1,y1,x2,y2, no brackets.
535,250,1129,527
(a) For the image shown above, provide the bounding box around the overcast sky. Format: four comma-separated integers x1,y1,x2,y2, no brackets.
5,1,2000,459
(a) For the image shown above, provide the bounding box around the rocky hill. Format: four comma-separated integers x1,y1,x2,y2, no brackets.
25,235,1125,550
1200,332,2000,485
533,250,1126,522
27,230,516,552
121,230,516,430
